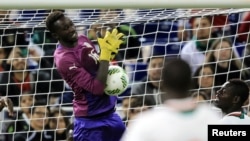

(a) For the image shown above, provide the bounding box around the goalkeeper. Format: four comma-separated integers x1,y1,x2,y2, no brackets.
46,11,125,141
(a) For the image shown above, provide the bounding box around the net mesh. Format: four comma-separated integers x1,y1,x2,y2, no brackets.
0,8,250,140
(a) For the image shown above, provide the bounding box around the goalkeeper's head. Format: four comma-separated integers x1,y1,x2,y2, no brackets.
161,58,192,99
46,11,78,44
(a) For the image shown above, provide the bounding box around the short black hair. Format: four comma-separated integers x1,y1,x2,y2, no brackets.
31,100,50,116
227,79,249,105
192,16,213,26
46,11,65,33
202,16,213,25
147,56,165,64
162,58,192,93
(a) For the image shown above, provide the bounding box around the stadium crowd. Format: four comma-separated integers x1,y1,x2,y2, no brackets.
0,9,250,141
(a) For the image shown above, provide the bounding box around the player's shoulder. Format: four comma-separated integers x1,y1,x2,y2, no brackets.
218,116,239,124
129,109,161,127
54,50,77,69
194,104,222,121
244,115,250,120
196,104,221,114
136,106,171,120
219,115,250,125
77,34,97,50
54,49,74,61
130,106,177,129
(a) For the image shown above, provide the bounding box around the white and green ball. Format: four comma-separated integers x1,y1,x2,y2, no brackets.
104,65,129,96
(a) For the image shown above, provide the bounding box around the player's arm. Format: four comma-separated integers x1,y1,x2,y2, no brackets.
96,28,124,84
61,60,106,95
96,60,109,85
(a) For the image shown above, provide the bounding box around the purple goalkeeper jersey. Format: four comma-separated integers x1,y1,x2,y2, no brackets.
54,35,117,117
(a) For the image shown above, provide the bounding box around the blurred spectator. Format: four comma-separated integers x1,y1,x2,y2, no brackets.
29,9,64,57
49,108,70,140
0,97,14,114
121,96,136,124
124,61,148,83
180,16,217,74
237,12,250,67
19,94,35,118
28,11,65,76
0,47,12,72
0,47,6,72
205,38,250,87
5,94,35,141
192,64,216,100
0,46,51,106
237,12,250,43
1,28,29,47
177,18,190,42
30,29,55,58
6,45,64,100
131,51,165,105
191,90,209,102
177,10,231,42
0,8,29,48
189,9,230,36
243,33,250,68
7,100,54,141
28,10,66,100
0,10,10,22
58,88,74,105
66,122,74,141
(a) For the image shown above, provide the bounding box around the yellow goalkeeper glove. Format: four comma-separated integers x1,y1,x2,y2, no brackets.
97,28,124,61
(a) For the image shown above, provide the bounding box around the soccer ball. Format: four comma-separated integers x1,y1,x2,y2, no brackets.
104,65,129,96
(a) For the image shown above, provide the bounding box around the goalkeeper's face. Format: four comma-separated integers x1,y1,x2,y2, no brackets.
54,17,78,43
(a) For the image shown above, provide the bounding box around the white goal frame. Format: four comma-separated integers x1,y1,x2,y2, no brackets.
1,0,250,9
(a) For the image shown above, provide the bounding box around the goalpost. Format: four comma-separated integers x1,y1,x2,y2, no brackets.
0,8,249,140
1,0,250,8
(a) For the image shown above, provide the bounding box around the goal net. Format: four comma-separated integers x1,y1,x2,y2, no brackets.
0,8,249,140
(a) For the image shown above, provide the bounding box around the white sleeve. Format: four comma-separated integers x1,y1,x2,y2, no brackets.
121,117,150,141
180,44,192,67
